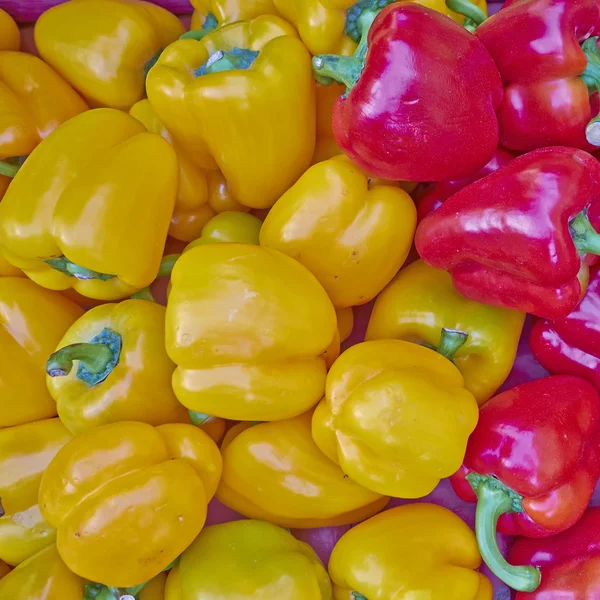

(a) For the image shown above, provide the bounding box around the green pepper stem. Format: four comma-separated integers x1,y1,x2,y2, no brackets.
194,48,259,77
436,328,468,360
189,411,213,426
467,474,541,592
570,210,600,255
130,287,156,302
581,37,600,145
352,593,368,600
180,12,218,40
84,581,149,600
445,0,487,27
44,256,115,281
0,160,19,178
344,0,397,43
313,55,364,92
158,254,180,278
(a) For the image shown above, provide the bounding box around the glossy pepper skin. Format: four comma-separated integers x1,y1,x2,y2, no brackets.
217,413,388,528
34,0,184,110
416,147,600,319
0,10,19,51
0,108,178,301
147,16,315,209
167,520,332,600
260,156,416,309
450,376,600,592
190,0,279,34
510,507,600,600
531,264,600,389
39,421,222,587
46,300,190,435
313,3,502,182
329,504,493,600
0,278,83,428
366,260,525,404
0,419,72,567
312,338,479,497
185,212,262,250
166,244,337,422
313,83,344,164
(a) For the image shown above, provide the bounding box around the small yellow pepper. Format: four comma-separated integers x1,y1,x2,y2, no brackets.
217,413,389,527
366,260,526,404
312,337,479,497
0,419,72,567
0,278,83,428
39,421,222,587
166,244,337,421
185,211,262,250
329,504,493,600
0,10,19,51
190,0,279,34
261,156,416,308
45,299,190,435
34,0,184,110
147,16,315,209
0,108,178,300
168,520,332,599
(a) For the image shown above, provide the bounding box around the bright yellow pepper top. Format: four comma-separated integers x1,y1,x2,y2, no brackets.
39,421,222,588
0,278,83,428
217,413,389,528
46,299,191,436
366,260,526,404
0,419,72,567
190,0,279,32
166,244,337,422
147,16,315,209
260,156,417,308
34,0,184,110
329,504,493,600
0,108,178,300
312,338,479,498
169,520,332,600
0,10,19,51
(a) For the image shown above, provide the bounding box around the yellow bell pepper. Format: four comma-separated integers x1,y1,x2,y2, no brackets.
313,82,344,164
34,0,184,110
168,520,332,600
0,278,83,427
0,419,72,567
0,254,21,277
0,10,19,51
329,503,493,600
366,260,526,404
39,421,222,587
166,244,337,421
185,211,262,250
0,545,84,600
261,156,416,308
45,299,190,435
190,0,279,34
0,108,178,300
217,413,389,527
312,337,479,497
147,16,315,209
272,0,488,56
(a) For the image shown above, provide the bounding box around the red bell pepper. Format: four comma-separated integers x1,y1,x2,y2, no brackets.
311,2,502,182
531,264,600,389
450,0,600,151
450,375,600,593
415,146,600,319
509,507,600,599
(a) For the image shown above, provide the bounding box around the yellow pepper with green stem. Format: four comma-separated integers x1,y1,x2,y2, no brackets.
0,10,19,51
190,0,279,35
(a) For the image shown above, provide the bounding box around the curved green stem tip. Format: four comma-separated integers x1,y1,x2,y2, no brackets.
180,12,218,41
194,47,259,77
445,0,487,27
436,328,468,361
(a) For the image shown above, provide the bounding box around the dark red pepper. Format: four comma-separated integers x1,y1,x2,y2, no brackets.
415,146,600,319
450,375,600,592
311,2,502,182
509,507,600,599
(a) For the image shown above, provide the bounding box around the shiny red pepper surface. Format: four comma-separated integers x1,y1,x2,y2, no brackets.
510,507,600,599
415,147,600,319
313,3,502,182
474,0,600,152
531,263,600,389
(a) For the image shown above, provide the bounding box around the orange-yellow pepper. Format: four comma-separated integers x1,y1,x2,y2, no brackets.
312,338,479,497
272,0,488,55
0,278,83,427
167,520,332,599
367,260,525,404
34,0,184,110
190,0,279,34
260,156,416,308
0,562,9,579
39,421,222,587
147,16,315,209
313,82,345,164
0,419,72,567
45,299,190,435
0,108,178,300
217,413,389,527
0,10,19,51
329,503,493,600
166,244,337,421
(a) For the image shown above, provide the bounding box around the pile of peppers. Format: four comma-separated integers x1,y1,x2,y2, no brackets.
5,0,600,598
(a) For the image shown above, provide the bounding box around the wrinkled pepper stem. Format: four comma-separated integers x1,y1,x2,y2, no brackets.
582,37,600,145
45,256,116,281
194,48,259,77
313,55,364,91
84,581,148,600
0,160,20,178
570,210,600,255
180,12,218,41
344,0,397,45
445,0,487,30
467,473,541,592
436,328,469,360
47,328,122,387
